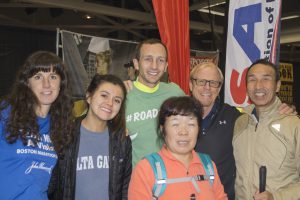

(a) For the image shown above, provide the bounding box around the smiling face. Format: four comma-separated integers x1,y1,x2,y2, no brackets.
133,43,167,88
163,114,199,159
28,69,61,116
246,63,281,112
87,82,124,123
189,65,222,116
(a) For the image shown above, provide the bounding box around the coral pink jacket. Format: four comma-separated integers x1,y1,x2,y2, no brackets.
129,146,228,200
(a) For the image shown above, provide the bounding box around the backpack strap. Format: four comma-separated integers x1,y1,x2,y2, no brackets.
198,153,215,185
145,152,215,199
144,153,167,199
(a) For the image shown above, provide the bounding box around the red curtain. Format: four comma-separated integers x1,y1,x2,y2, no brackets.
152,0,190,94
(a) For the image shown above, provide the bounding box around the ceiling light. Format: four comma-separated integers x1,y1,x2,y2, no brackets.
198,8,225,16
203,1,226,8
85,15,92,19
281,15,300,21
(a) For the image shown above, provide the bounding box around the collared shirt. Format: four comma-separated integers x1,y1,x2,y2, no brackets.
201,99,220,135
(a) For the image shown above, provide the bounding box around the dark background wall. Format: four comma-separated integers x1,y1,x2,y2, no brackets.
291,62,300,113
0,26,55,96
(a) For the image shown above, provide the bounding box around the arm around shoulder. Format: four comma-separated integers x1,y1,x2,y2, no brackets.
272,182,300,200
272,118,300,200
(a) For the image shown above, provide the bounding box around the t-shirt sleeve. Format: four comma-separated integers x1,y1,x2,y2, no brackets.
169,82,186,96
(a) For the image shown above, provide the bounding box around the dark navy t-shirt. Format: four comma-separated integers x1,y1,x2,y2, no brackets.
75,125,109,200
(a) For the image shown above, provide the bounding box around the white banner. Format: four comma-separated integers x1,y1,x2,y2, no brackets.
225,0,282,107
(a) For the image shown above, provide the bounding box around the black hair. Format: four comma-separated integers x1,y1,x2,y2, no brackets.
86,74,127,138
157,96,203,142
246,58,280,82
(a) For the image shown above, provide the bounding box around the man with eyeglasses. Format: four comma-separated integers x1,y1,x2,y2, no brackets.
189,62,296,200
125,39,185,166
189,62,239,200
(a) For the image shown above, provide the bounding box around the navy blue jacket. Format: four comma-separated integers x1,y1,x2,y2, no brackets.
195,102,240,200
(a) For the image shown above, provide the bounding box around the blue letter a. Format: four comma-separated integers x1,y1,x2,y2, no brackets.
233,3,261,62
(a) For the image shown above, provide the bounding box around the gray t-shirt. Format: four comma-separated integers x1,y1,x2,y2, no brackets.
75,125,109,200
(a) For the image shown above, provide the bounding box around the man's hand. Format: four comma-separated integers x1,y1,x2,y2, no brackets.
278,103,297,115
123,80,133,92
254,190,274,200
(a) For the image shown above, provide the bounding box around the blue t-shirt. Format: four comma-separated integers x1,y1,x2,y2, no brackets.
75,125,109,200
0,107,57,200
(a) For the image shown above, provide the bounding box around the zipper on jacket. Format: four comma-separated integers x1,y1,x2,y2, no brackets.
251,113,259,132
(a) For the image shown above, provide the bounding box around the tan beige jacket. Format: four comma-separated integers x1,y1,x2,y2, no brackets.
233,97,300,200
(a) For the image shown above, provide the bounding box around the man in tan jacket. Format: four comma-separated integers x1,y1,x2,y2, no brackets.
233,59,300,200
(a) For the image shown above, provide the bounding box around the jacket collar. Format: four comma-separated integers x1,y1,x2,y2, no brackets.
202,98,220,130
160,145,200,165
243,97,283,122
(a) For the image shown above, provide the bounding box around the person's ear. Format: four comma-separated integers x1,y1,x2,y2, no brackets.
133,59,139,71
189,79,193,93
217,82,223,94
86,93,91,105
276,80,281,93
160,125,165,138
164,62,168,72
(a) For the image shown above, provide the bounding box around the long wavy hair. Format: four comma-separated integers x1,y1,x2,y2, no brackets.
86,74,127,139
0,51,74,155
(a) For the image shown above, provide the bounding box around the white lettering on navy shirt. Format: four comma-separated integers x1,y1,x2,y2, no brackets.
77,155,109,170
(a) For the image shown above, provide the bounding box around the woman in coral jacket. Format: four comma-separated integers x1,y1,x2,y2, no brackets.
129,96,227,200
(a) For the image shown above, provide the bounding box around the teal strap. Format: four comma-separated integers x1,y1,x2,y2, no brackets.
198,153,215,185
145,152,214,199
145,153,167,198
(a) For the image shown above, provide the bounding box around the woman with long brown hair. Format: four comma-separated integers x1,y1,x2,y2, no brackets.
0,51,73,200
